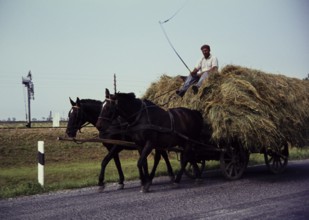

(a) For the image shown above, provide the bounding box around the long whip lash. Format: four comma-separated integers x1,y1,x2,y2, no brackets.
159,0,191,73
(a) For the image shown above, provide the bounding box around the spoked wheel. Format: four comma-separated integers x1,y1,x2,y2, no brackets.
220,146,249,180
184,160,206,179
264,143,289,174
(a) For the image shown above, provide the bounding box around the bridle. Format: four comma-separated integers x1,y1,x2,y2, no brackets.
99,96,152,127
98,98,118,123
67,105,90,134
98,94,177,140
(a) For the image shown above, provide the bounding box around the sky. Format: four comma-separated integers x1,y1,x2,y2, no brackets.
0,0,308,121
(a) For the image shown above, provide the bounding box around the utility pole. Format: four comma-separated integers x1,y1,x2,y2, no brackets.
22,71,34,128
114,73,117,94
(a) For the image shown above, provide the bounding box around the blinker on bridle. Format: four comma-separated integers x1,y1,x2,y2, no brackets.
68,105,89,133
100,96,147,126
98,98,118,122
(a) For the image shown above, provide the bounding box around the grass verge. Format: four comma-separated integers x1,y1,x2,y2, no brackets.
1,147,309,199
0,158,181,198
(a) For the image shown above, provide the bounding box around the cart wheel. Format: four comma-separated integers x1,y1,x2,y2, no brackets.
184,160,206,179
220,146,249,180
264,143,289,174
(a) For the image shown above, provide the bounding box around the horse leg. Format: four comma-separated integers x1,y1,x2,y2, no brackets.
113,152,125,190
137,148,151,187
137,148,146,188
149,150,161,181
149,150,174,182
137,142,153,193
191,161,203,183
174,159,188,184
161,150,175,182
174,146,190,184
98,145,118,192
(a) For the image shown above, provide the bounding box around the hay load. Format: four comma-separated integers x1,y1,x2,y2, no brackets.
143,65,309,151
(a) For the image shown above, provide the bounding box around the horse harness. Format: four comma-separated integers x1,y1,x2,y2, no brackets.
69,105,91,133
103,97,178,138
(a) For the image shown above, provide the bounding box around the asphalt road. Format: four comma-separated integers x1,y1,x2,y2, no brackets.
1,159,309,220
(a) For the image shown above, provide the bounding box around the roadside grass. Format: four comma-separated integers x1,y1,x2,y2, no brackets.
288,146,309,159
0,122,308,199
2,147,309,199
0,158,181,198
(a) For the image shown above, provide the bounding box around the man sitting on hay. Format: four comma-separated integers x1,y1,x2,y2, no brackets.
176,44,218,97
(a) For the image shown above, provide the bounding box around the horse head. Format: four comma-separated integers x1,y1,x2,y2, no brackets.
66,97,104,137
96,88,137,132
66,97,87,137
96,89,119,132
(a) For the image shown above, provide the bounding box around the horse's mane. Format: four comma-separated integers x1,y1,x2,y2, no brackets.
143,99,157,106
116,92,136,99
115,92,159,108
79,99,102,105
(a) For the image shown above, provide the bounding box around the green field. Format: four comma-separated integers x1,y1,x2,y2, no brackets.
1,122,309,199
0,123,181,198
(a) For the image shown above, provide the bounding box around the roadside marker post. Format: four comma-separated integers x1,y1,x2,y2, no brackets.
38,141,45,186
52,112,60,127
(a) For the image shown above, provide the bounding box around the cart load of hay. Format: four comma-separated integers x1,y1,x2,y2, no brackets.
143,65,309,152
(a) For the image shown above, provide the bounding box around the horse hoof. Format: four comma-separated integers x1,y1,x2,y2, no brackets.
98,185,105,193
173,182,180,188
144,182,151,191
142,188,150,193
117,184,124,190
140,185,150,193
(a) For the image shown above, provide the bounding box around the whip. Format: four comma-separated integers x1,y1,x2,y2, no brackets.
159,0,191,73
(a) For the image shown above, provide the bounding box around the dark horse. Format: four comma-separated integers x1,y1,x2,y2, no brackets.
96,89,204,192
66,97,175,191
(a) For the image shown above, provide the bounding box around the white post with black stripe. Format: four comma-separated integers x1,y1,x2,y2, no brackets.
38,141,45,186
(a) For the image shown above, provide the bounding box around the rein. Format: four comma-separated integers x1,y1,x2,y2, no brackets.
115,98,176,136
69,102,100,134
72,105,91,133
126,101,152,127
79,122,91,132
101,95,179,140
152,88,177,100
101,97,150,127
149,88,178,107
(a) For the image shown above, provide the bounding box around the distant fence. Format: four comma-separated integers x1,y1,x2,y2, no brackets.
0,121,95,130
1,121,62,129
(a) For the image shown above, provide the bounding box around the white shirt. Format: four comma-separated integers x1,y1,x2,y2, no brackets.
195,54,218,73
